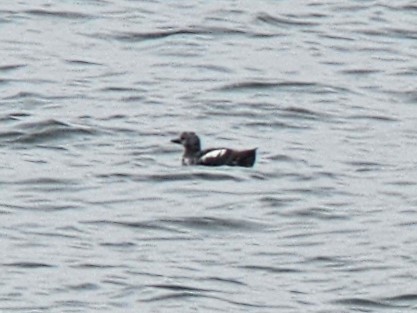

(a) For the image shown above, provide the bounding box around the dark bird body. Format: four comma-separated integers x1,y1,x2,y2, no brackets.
171,132,256,167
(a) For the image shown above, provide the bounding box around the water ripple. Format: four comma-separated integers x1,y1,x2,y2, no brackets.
256,12,320,27
1,1,417,312
240,265,301,274
217,80,354,95
83,220,183,234
142,291,280,309
3,262,55,268
24,9,92,19
0,64,26,72
136,172,245,182
7,119,96,144
333,297,406,310
65,283,100,291
111,26,248,42
158,216,266,232
148,283,218,293
85,216,266,234
384,293,417,306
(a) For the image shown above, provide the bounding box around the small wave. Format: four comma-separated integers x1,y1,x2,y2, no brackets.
341,68,381,75
4,91,46,100
11,119,95,144
218,80,317,91
141,284,224,304
129,172,244,182
205,276,246,286
18,119,68,130
99,86,143,93
387,180,417,187
346,114,398,122
191,64,232,74
400,4,417,11
266,153,301,163
71,263,119,269
85,216,266,234
0,130,25,140
239,264,301,273
385,293,417,301
0,78,10,85
142,290,279,309
289,207,349,221
65,59,103,66
306,255,347,267
122,95,146,102
333,297,404,309
24,9,92,19
192,172,244,181
65,283,99,291
148,283,216,293
11,177,79,196
359,28,417,40
3,262,54,268
217,80,353,96
0,112,31,122
100,242,136,248
16,177,76,185
114,29,199,41
344,160,387,172
83,220,186,234
329,3,371,13
159,216,266,232
14,127,93,144
281,106,334,122
247,120,309,130
256,12,319,27
383,293,417,307
112,26,247,42
0,64,26,72
142,291,200,302
260,196,300,208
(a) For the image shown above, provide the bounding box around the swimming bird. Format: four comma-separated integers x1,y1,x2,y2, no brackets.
171,132,257,167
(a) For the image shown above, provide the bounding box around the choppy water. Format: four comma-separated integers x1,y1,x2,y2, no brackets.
1,1,417,312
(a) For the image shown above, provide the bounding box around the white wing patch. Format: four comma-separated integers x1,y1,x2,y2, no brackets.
200,149,227,162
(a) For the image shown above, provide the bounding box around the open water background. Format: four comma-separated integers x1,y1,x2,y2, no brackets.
1,1,417,312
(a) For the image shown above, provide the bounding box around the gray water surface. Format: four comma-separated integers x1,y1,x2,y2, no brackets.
1,1,417,312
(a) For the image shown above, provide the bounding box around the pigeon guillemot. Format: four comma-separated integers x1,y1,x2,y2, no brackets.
171,132,257,167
